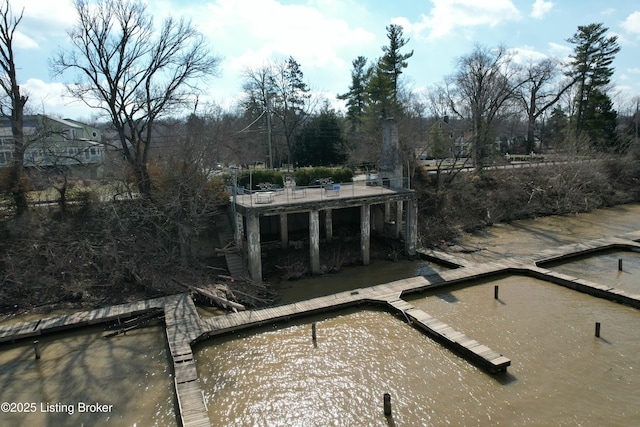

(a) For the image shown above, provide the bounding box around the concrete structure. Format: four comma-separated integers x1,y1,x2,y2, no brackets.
379,118,403,186
231,182,417,282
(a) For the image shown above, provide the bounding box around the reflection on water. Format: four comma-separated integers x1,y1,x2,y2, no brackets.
274,259,446,305
0,326,175,427
196,309,490,427
196,277,640,426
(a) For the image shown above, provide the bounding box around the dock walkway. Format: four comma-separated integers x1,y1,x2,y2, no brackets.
387,299,510,373
2,231,640,426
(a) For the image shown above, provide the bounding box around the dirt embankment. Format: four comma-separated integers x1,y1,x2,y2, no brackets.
415,157,640,244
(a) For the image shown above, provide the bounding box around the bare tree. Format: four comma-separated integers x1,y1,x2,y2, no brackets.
241,57,312,168
51,0,220,199
448,45,523,171
0,1,28,215
517,58,575,153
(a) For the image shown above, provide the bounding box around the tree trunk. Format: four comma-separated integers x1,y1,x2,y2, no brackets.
133,162,152,199
9,95,28,217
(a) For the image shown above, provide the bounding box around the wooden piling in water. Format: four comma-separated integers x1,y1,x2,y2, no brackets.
494,285,499,299
618,259,623,271
33,340,41,360
311,322,317,340
383,393,392,416
595,322,601,337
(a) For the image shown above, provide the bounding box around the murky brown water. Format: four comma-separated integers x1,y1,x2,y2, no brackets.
195,278,640,426
544,249,640,295
2,204,640,426
195,204,640,426
0,326,175,427
273,258,447,305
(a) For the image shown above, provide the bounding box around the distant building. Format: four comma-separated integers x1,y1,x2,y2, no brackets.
424,117,470,159
0,114,104,178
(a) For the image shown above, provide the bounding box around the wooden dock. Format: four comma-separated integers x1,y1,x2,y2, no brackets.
2,231,640,425
387,299,510,373
164,294,210,427
0,296,167,343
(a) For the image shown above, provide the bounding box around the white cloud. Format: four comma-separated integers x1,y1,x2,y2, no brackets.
397,0,521,40
186,0,375,73
510,45,548,64
622,11,640,36
548,42,572,57
14,32,39,50
531,0,553,19
22,79,97,120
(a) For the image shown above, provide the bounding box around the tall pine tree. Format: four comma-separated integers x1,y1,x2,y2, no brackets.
367,24,413,119
338,56,369,131
566,23,620,141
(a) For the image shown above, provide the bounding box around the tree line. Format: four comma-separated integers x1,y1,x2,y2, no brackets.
1,0,637,217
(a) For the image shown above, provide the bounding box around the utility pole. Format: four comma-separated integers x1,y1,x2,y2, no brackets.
266,96,273,169
635,97,639,140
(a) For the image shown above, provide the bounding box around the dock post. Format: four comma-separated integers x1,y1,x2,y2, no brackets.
383,393,392,416
618,259,623,271
494,285,499,299
312,322,317,341
33,340,41,360
595,322,601,338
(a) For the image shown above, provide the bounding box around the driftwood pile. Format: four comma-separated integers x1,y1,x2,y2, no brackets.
173,275,275,313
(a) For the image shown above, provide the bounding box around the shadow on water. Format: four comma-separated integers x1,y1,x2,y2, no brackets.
596,336,613,345
437,293,459,303
0,325,176,427
494,371,518,385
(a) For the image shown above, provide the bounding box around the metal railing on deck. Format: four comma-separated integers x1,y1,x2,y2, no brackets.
228,175,411,207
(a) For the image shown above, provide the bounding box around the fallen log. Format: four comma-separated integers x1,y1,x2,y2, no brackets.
172,279,246,312
104,310,165,338
193,286,245,312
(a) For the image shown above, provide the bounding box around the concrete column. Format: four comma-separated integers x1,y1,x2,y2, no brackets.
405,198,418,256
310,209,321,274
384,201,391,222
246,212,262,282
235,212,244,249
361,203,371,265
395,200,404,238
325,209,333,243
280,213,288,248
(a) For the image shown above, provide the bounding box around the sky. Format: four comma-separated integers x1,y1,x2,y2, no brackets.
8,0,640,122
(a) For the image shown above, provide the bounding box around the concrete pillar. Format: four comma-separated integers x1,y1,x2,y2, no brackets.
384,201,391,222
310,209,321,274
372,205,384,233
246,212,262,282
405,198,418,256
361,203,371,265
280,213,288,248
325,209,333,243
395,201,403,238
235,212,244,249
